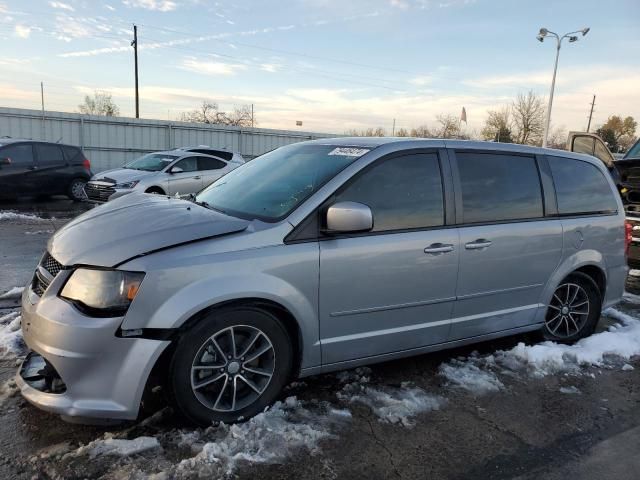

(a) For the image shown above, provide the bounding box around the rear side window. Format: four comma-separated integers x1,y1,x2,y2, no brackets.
548,157,617,214
334,153,444,232
456,152,543,223
36,144,64,164
572,136,595,156
198,156,227,170
0,143,34,164
62,145,83,162
189,149,233,161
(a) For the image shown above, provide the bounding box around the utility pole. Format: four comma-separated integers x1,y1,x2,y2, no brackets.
132,24,139,118
392,118,396,136
586,94,596,132
40,82,45,139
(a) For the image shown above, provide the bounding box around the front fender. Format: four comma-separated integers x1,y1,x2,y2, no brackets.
121,244,321,370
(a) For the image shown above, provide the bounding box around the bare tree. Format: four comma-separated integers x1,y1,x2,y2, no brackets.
78,91,120,116
395,128,409,137
435,113,461,139
181,101,255,127
546,125,567,150
410,125,434,138
481,107,513,142
345,127,386,137
511,91,545,145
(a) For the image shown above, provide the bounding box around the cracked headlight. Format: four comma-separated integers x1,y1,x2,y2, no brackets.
114,180,139,189
60,268,145,316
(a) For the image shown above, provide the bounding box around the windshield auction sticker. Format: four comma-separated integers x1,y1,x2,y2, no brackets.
328,147,371,157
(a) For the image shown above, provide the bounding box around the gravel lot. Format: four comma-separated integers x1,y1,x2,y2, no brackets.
1,197,640,480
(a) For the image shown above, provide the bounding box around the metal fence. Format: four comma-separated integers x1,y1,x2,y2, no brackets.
0,107,339,172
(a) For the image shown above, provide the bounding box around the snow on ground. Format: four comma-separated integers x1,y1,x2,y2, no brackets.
24,230,54,235
336,367,444,426
559,386,581,395
0,378,18,405
623,291,640,304
0,211,52,223
439,355,505,395
438,308,640,393
69,435,162,458
0,286,24,299
175,397,350,477
0,312,24,359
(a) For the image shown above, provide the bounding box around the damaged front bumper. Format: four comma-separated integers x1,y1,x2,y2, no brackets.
16,279,170,422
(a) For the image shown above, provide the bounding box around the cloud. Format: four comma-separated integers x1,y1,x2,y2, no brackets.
14,24,31,38
409,76,432,86
49,1,74,11
122,0,177,12
390,0,410,9
180,57,248,76
260,63,281,73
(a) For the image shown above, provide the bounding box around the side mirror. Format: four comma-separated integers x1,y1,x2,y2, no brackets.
0,157,10,165
170,166,184,174
325,201,373,233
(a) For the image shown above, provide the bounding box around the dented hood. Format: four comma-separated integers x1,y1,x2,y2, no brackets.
49,193,249,267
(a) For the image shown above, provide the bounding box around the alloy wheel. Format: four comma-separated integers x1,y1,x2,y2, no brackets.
545,282,590,338
190,325,276,412
71,180,87,200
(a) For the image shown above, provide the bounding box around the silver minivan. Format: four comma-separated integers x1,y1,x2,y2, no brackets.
18,138,628,425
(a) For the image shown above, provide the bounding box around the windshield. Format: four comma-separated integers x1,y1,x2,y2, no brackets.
624,139,640,160
125,153,179,171
195,143,371,221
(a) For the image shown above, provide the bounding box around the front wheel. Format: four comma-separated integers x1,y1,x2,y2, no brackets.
169,307,293,426
543,272,602,343
67,178,87,201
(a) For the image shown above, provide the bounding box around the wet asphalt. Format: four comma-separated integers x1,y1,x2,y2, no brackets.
1,197,640,480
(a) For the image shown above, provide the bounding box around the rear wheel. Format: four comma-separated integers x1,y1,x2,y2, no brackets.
67,178,87,201
543,272,601,343
169,307,293,426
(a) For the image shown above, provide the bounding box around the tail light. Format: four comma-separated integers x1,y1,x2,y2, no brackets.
83,158,91,170
625,220,633,256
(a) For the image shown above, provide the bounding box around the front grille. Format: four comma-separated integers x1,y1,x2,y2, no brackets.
31,252,64,297
85,182,115,202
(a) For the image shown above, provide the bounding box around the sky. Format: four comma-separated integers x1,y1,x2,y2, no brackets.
0,0,638,134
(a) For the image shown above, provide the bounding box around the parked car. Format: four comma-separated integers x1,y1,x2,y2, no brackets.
18,138,627,426
84,148,244,203
568,132,640,267
0,138,92,201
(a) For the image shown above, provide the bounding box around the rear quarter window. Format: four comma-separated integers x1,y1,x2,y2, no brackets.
548,156,618,215
62,145,83,162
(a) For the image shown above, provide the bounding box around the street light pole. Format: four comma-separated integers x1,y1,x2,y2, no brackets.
537,27,590,148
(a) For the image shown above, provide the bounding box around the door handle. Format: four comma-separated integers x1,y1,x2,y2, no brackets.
465,239,492,250
424,243,454,254
193,176,201,179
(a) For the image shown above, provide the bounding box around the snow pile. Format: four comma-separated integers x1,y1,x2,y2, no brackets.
437,308,640,390
24,230,54,235
336,367,443,426
175,397,350,477
439,355,505,394
0,312,24,359
505,308,640,375
70,435,161,458
0,211,52,223
0,286,24,299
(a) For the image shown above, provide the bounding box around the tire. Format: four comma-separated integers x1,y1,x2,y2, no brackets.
542,272,602,343
145,187,165,195
169,306,293,426
67,178,87,201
